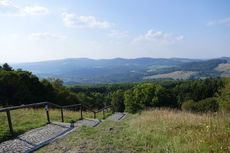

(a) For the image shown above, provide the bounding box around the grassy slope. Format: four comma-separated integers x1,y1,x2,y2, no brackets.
0,108,112,142
37,109,230,153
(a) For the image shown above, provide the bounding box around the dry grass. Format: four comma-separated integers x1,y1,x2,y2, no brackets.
144,71,197,80
128,109,230,152
215,63,230,77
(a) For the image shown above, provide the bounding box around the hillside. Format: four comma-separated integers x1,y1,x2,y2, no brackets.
11,57,230,85
36,109,230,153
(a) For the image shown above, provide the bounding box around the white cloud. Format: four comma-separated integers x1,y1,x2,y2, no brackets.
29,33,66,40
207,21,217,26
133,29,183,44
0,0,48,16
0,0,18,8
108,30,128,39
62,12,111,29
219,17,230,24
62,12,75,27
207,17,230,27
23,6,48,16
175,35,184,41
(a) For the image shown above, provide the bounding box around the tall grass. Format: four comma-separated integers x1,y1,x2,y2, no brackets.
124,109,230,152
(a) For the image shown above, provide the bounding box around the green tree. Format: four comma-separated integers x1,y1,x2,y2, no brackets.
91,92,104,109
2,63,13,71
124,89,139,113
111,89,125,112
124,83,164,113
218,77,230,112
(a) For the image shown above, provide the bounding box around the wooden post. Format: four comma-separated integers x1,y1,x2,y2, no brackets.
45,105,50,124
80,106,83,120
6,110,13,133
94,112,96,119
112,106,115,114
103,108,105,119
61,107,64,122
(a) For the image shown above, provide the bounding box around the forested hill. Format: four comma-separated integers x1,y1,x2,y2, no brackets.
11,57,230,85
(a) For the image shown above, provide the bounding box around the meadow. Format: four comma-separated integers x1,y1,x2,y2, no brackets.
36,109,230,153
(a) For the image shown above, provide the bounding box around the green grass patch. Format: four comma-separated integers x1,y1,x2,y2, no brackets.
36,109,230,153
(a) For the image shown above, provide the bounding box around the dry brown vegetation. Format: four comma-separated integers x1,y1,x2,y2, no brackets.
143,71,197,80
215,63,230,77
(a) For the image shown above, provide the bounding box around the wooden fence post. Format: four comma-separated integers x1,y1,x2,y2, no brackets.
103,108,105,119
112,106,115,114
80,106,83,120
61,107,64,122
45,105,50,124
6,110,13,134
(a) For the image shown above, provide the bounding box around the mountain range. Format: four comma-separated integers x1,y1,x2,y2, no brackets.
11,57,230,85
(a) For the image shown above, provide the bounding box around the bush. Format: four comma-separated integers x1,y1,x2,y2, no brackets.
182,98,219,113
181,100,197,112
196,98,219,112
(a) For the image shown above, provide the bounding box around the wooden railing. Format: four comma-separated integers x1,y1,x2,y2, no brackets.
0,102,112,134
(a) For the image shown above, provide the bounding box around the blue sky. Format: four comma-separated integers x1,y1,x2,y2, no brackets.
0,0,230,62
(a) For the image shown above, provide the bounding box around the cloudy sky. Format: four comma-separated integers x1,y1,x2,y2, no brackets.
0,0,230,62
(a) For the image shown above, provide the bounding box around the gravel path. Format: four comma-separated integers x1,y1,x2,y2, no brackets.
106,112,127,120
75,118,101,127
0,119,101,153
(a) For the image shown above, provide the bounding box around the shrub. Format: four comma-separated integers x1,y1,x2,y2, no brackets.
182,98,219,113
196,97,218,112
181,100,197,112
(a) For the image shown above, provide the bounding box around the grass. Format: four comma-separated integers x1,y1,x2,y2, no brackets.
0,107,112,142
36,108,230,153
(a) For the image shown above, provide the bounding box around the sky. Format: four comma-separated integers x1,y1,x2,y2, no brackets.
0,0,230,63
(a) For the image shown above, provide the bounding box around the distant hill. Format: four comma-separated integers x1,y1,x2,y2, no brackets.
11,57,230,85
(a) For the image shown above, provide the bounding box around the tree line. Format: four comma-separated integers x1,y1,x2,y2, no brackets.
1,63,230,113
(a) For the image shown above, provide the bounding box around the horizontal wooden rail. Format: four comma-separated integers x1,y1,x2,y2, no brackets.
96,105,112,113
0,102,49,112
62,104,81,108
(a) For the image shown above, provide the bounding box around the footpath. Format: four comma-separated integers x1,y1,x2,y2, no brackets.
0,113,126,153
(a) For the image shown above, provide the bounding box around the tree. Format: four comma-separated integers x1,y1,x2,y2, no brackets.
111,89,125,112
51,78,63,88
218,77,230,112
2,63,12,71
124,83,164,113
91,92,104,109
124,89,139,113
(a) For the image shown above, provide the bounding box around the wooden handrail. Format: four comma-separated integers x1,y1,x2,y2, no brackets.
0,102,113,134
